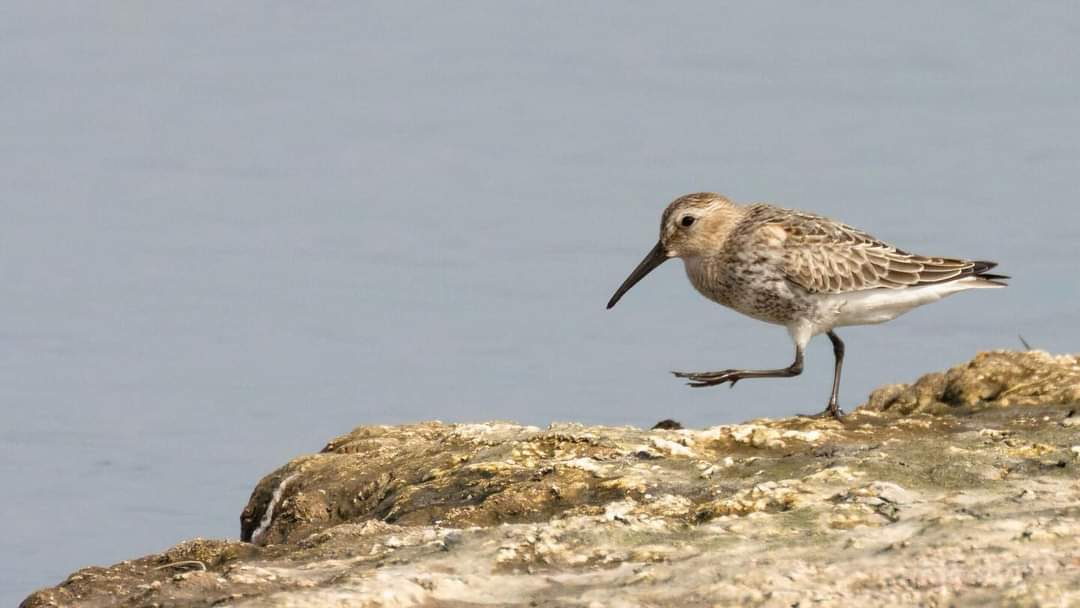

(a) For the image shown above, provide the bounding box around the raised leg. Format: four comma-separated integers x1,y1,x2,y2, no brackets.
672,347,804,388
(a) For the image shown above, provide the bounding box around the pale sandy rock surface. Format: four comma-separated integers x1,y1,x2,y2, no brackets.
21,351,1080,607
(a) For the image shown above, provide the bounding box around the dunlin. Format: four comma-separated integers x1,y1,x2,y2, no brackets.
607,193,1007,419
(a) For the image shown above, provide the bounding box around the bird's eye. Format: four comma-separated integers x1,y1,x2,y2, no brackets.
680,216,696,227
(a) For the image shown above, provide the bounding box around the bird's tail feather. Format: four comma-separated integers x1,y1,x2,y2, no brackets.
971,260,1009,287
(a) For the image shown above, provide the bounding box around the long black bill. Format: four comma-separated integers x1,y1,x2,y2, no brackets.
606,241,669,309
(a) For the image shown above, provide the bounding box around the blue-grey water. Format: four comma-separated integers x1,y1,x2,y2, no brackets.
3,2,1079,603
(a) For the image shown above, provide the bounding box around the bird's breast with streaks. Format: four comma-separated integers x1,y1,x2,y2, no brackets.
682,251,813,326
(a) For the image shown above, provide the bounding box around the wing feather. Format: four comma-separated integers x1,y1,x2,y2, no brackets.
751,207,991,294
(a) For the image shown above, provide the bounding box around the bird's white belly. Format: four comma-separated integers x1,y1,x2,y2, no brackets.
819,278,996,329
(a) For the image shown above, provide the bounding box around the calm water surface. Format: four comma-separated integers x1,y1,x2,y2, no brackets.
3,3,1079,603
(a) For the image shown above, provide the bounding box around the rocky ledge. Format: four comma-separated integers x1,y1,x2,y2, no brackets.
22,351,1080,607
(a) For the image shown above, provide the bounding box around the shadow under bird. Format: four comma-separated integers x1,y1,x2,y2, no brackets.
607,192,1008,419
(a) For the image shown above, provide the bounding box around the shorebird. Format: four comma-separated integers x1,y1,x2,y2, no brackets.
606,193,1007,419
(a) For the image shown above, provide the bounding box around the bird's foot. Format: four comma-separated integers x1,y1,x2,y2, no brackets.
799,403,845,421
671,369,746,388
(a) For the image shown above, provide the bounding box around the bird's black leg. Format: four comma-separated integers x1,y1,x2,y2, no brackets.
825,330,845,418
673,347,804,388
802,331,846,420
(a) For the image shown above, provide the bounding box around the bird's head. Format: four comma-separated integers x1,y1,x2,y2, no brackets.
607,192,739,309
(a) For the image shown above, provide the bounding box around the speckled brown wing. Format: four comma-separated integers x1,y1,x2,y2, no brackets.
761,209,984,294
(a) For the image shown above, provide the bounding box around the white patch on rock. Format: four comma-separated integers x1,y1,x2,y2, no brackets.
604,499,638,523
563,457,611,477
781,429,823,443
252,473,299,545
649,437,693,457
868,481,915,505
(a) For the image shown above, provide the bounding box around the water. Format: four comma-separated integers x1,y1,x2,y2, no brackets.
3,2,1078,603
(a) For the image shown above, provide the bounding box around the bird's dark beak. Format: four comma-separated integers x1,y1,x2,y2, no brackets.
606,241,669,309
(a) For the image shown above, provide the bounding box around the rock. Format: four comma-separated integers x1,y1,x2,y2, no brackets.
864,350,1080,414
21,351,1080,607
648,436,693,457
